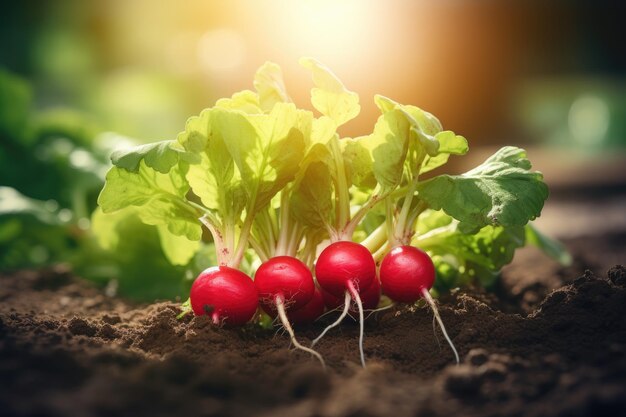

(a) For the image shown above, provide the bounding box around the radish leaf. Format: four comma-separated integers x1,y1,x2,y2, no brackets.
417,147,548,233
215,103,309,212
291,160,333,229
421,131,468,174
111,140,198,174
375,95,440,158
347,109,410,192
300,57,360,128
414,210,526,289
98,162,201,241
525,223,572,266
254,61,290,112
215,90,262,114
156,224,201,266
183,110,244,215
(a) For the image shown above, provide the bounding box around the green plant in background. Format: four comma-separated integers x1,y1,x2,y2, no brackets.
0,69,208,301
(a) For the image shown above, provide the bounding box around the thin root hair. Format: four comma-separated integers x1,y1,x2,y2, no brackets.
421,288,460,365
347,281,366,368
311,291,351,347
275,296,326,370
365,303,394,320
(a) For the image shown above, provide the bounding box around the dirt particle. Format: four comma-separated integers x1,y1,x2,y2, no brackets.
608,265,626,287
478,362,507,382
466,348,489,366
284,365,330,399
97,323,120,340
444,365,482,396
67,317,97,337
102,314,122,325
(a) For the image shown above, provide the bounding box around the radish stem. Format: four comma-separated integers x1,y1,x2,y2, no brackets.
347,280,366,368
275,295,326,369
199,215,228,266
372,242,390,263
421,288,459,364
311,291,351,347
329,136,350,235
359,222,387,254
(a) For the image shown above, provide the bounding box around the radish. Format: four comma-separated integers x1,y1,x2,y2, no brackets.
314,241,376,367
288,287,325,325
379,245,459,364
190,266,259,326
254,256,326,368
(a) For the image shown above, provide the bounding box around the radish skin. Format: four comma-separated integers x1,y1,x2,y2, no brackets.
288,287,326,325
255,256,315,314
315,241,376,297
190,266,258,326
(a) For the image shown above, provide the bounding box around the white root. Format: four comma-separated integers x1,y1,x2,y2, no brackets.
275,296,326,370
421,288,460,365
432,314,441,350
365,303,394,320
347,281,366,368
311,291,351,347
211,311,221,326
315,304,345,321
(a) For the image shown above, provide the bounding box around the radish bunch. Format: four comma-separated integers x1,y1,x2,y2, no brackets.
99,58,552,370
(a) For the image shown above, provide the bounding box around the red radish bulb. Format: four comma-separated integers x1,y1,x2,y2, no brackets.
190,266,258,326
255,256,315,313
379,246,435,303
315,241,376,297
288,287,325,325
379,245,459,364
254,256,325,368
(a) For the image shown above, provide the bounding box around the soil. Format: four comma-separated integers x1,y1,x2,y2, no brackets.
1,233,626,417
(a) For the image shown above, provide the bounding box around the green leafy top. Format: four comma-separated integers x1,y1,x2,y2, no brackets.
97,58,557,290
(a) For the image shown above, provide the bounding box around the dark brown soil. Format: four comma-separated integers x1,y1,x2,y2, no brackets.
1,234,626,417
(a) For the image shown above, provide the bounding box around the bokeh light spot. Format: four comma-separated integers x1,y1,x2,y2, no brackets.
568,95,610,146
198,29,247,73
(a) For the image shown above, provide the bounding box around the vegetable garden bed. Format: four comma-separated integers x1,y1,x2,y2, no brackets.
2,232,625,417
